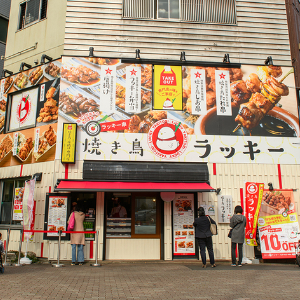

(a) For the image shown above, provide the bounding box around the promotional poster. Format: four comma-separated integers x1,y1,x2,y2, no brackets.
258,190,299,259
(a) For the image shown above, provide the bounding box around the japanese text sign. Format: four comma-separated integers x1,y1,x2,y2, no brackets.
61,123,77,164
125,66,141,113
100,65,116,113
191,68,207,115
215,70,231,116
217,195,233,223
154,65,182,111
245,182,264,246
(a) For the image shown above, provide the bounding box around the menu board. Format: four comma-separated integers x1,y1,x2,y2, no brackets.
47,195,68,237
13,187,24,220
173,194,195,256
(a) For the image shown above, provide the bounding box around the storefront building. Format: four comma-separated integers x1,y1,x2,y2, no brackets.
0,1,299,262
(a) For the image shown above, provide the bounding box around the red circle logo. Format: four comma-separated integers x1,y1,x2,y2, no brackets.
147,119,188,159
17,94,31,125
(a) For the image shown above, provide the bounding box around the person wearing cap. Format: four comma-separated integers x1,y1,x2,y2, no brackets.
193,207,217,268
110,198,127,218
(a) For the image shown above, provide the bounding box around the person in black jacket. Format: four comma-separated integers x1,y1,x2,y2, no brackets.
193,207,217,268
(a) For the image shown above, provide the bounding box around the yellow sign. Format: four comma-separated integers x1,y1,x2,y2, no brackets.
153,65,182,110
61,123,77,163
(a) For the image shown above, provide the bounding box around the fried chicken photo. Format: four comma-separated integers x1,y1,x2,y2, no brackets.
45,63,60,77
37,86,59,123
0,99,6,111
18,137,33,160
44,126,56,146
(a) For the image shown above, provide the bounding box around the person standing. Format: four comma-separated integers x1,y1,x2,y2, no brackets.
193,207,217,268
230,205,247,267
68,204,85,265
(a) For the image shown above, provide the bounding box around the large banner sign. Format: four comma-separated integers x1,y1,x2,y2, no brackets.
53,57,300,164
258,190,299,259
245,182,264,246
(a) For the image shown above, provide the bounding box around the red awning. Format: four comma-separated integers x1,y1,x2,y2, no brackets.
55,180,215,192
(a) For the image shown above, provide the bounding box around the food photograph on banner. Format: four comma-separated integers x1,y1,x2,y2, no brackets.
0,60,61,167
54,59,300,165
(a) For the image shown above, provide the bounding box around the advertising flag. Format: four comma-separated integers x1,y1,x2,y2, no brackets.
245,182,264,246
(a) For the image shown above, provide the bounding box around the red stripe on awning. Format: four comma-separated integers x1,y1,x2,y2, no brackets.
55,180,215,192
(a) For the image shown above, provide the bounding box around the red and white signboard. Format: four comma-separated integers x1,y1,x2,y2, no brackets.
245,182,264,246
258,189,299,259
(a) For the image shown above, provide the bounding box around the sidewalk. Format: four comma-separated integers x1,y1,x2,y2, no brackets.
1,261,299,300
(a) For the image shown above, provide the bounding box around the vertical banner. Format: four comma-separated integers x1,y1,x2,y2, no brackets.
61,123,77,163
191,69,206,115
13,187,24,220
100,65,116,113
215,70,231,116
153,65,182,110
22,179,36,239
0,78,4,99
125,66,141,113
245,182,264,246
217,195,233,223
173,194,195,256
258,190,299,259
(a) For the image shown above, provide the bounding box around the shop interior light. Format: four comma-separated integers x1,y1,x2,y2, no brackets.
136,49,141,59
2,69,13,78
223,54,230,63
265,56,273,66
19,62,32,72
215,188,221,195
180,51,186,61
268,182,274,191
89,47,94,57
40,54,53,64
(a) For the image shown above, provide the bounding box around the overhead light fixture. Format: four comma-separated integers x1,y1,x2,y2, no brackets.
265,56,273,66
180,51,186,61
89,47,94,57
19,62,32,71
215,188,221,195
40,54,53,64
2,69,13,78
136,49,141,59
268,182,274,191
223,54,230,63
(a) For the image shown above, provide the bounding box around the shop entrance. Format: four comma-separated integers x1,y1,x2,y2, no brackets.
104,192,162,260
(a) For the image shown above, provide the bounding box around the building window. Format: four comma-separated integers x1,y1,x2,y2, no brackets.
18,0,48,30
123,0,236,24
0,177,31,225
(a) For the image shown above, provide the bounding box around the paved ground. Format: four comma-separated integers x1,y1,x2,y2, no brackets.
1,261,299,300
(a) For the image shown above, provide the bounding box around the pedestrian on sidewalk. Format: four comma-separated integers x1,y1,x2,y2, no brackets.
68,204,85,265
193,207,217,268
0,233,4,254
230,205,247,267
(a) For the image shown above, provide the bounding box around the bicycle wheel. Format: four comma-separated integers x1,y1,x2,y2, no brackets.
296,255,300,267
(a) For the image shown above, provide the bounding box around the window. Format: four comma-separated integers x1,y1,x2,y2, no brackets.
0,178,30,225
0,17,9,43
106,193,161,238
123,0,237,24
18,0,48,30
